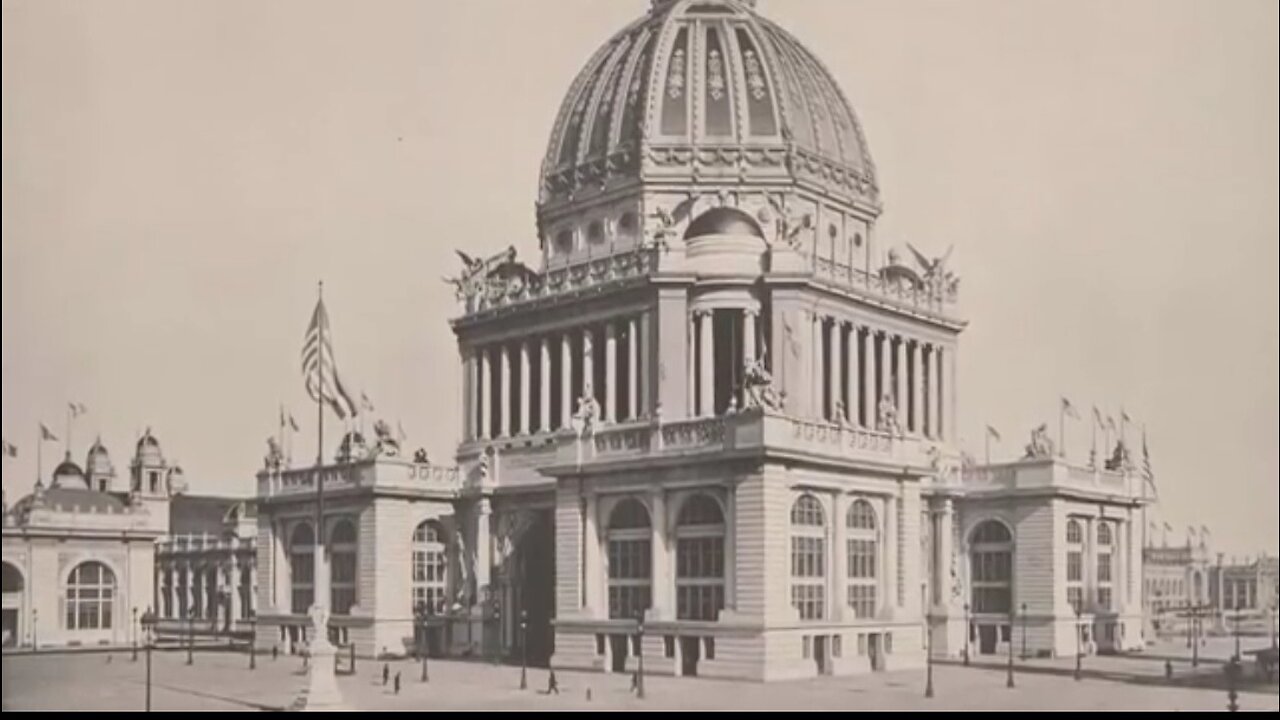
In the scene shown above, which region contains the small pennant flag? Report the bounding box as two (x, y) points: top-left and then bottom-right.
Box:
(986, 425), (1002, 441)
(1, 440), (16, 458)
(1061, 397), (1080, 420)
(288, 413), (300, 433)
(69, 402), (88, 418)
(360, 392), (376, 414)
(39, 424), (58, 442)
(1093, 406), (1105, 428)
(396, 421), (407, 444)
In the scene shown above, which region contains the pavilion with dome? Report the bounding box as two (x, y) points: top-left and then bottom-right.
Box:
(249, 0), (1152, 681)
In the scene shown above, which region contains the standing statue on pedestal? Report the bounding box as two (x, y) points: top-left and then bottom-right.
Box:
(264, 437), (284, 471)
(876, 393), (902, 436)
(743, 358), (783, 411)
(1024, 423), (1056, 459)
(573, 386), (603, 437)
(371, 419), (401, 458)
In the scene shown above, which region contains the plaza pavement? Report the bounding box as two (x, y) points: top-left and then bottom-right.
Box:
(2, 637), (1276, 712)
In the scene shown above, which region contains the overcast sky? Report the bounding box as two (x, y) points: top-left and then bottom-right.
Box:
(2, 0), (1276, 558)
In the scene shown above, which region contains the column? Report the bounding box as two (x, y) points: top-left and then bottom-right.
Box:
(688, 313), (698, 417)
(938, 499), (954, 610)
(584, 494), (602, 613)
(462, 349), (474, 442)
(476, 498), (493, 600)
(812, 312), (824, 416)
(582, 328), (595, 402)
(911, 341), (925, 436)
(628, 317), (640, 420)
(605, 322), (618, 423)
(698, 310), (715, 417)
(500, 345), (513, 437)
(884, 495), (898, 615)
(878, 330), (891, 421)
(826, 318), (840, 421)
(228, 553), (241, 626)
(1084, 517), (1096, 607)
(860, 327), (875, 429)
(895, 336), (908, 423)
(946, 345), (959, 445)
(724, 486), (737, 611)
(560, 334), (573, 428)
(921, 346), (934, 439)
(539, 338), (552, 432)
(847, 323), (859, 425)
(934, 345), (946, 441)
(479, 348), (492, 439)
(519, 341), (532, 435)
(743, 309), (757, 370)
(650, 489), (671, 619)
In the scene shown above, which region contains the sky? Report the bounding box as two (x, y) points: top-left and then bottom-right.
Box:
(2, 0), (1276, 558)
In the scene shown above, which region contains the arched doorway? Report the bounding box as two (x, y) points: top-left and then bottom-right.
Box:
(969, 520), (1013, 656)
(2, 562), (24, 648)
(516, 510), (555, 667)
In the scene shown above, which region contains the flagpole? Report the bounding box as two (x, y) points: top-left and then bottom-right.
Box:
(1059, 403), (1065, 458)
(36, 425), (42, 487)
(985, 432), (991, 466)
(65, 405), (72, 459)
(1090, 413), (1097, 469)
(315, 282), (327, 621)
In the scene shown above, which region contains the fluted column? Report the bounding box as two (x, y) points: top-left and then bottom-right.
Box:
(833, 492), (849, 618)
(934, 346), (946, 441)
(883, 496), (898, 616)
(911, 341), (925, 436)
(650, 488), (671, 619)
(698, 310), (715, 416)
(584, 493), (602, 615)
(937, 499), (954, 609)
(688, 313), (698, 417)
(539, 337), (552, 432)
(479, 347), (492, 440)
(895, 336), (908, 424)
(462, 349), (474, 442)
(628, 317), (640, 420)
(582, 328), (595, 403)
(860, 327), (875, 429)
(921, 347), (934, 439)
(847, 323), (859, 425)
(826, 318), (840, 421)
(605, 322), (618, 423)
(519, 340), (532, 435)
(560, 334), (573, 428)
(812, 312), (824, 416)
(500, 345), (513, 437)
(229, 554), (241, 626)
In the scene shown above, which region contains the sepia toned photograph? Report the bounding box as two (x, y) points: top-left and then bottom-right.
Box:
(2, 0), (1277, 712)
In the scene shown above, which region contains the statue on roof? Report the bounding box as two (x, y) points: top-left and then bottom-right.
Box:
(743, 358), (782, 411)
(264, 437), (284, 471)
(1024, 423), (1056, 459)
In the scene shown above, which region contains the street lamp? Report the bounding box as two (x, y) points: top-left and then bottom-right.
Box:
(1191, 605), (1200, 668)
(414, 602), (430, 683)
(635, 611), (646, 700)
(519, 610), (529, 690)
(924, 612), (935, 699)
(1225, 656), (1241, 713)
(1271, 601), (1277, 650)
(962, 603), (970, 666)
(186, 610), (194, 666)
(1006, 605), (1015, 689)
(491, 596), (502, 666)
(1020, 602), (1028, 660)
(132, 607), (139, 662)
(249, 617), (257, 670)
(1232, 601), (1242, 662)
(31, 608), (37, 652)
(1073, 599), (1083, 682)
(140, 607), (157, 712)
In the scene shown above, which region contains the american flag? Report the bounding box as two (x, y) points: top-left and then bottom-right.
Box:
(301, 296), (358, 419)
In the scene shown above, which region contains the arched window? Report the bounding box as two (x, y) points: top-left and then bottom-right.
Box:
(587, 220), (605, 245)
(554, 230), (574, 256)
(3, 562), (24, 593)
(65, 561), (115, 631)
(290, 523), (315, 614)
(412, 521), (448, 614)
(846, 499), (878, 619)
(790, 494), (826, 620)
(970, 520), (1012, 614)
(675, 494), (725, 621)
(1066, 519), (1084, 609)
(607, 498), (652, 620)
(330, 520), (358, 615)
(1096, 522), (1114, 609)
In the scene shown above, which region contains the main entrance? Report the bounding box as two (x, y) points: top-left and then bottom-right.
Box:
(511, 510), (555, 667)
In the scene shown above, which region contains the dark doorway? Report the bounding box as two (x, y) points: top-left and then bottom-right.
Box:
(813, 635), (828, 675)
(680, 636), (701, 677)
(2, 609), (17, 647)
(979, 624), (998, 655)
(868, 633), (882, 672)
(516, 510), (556, 667)
(610, 634), (629, 673)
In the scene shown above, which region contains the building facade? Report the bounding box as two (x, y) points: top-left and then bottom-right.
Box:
(2, 432), (176, 649)
(248, 0), (1151, 680)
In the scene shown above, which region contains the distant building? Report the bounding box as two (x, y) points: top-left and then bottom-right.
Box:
(2, 431), (176, 649)
(154, 495), (258, 641)
(1210, 554), (1279, 630)
(1142, 540), (1213, 636)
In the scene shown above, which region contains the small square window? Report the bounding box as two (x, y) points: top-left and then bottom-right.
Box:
(596, 634), (605, 656)
(885, 633), (894, 655)
(802, 635), (812, 659)
(832, 635), (843, 658)
(858, 633), (867, 656)
(664, 636), (675, 659)
(704, 637), (716, 660)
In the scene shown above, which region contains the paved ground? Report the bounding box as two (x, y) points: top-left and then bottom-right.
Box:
(2, 637), (1276, 712)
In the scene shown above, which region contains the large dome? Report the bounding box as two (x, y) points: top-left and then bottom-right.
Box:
(539, 0), (878, 212)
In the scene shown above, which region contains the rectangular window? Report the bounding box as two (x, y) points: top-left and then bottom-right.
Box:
(1067, 552), (1082, 583)
(1098, 588), (1113, 610)
(704, 637), (716, 660)
(802, 635), (812, 659)
(1097, 554), (1112, 583)
(596, 634), (606, 656)
(832, 635), (843, 658)
(1067, 587), (1083, 610)
(885, 633), (894, 654)
(664, 636), (675, 659)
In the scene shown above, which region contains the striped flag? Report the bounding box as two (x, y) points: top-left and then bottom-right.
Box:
(986, 425), (1001, 441)
(301, 296), (358, 419)
(1061, 397), (1080, 420)
(1092, 406), (1105, 428)
(1, 439), (16, 458)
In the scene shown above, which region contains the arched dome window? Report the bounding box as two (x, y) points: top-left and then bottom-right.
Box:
(607, 498), (651, 619)
(412, 521), (448, 614)
(790, 494), (826, 620)
(970, 520), (1013, 615)
(675, 494), (725, 621)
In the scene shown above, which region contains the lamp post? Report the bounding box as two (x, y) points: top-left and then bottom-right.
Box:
(31, 608), (37, 652)
(491, 596), (502, 666)
(1191, 605), (1200, 668)
(140, 607), (156, 712)
(924, 612), (934, 699)
(132, 607), (139, 662)
(1074, 600), (1083, 682)
(249, 617), (257, 670)
(1270, 601), (1277, 649)
(635, 611), (646, 700)
(1006, 605), (1015, 689)
(519, 610), (528, 690)
(1225, 656), (1241, 713)
(415, 602), (430, 683)
(1232, 601), (1242, 662)
(962, 603), (970, 666)
(186, 610), (194, 666)
(1020, 602), (1028, 660)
